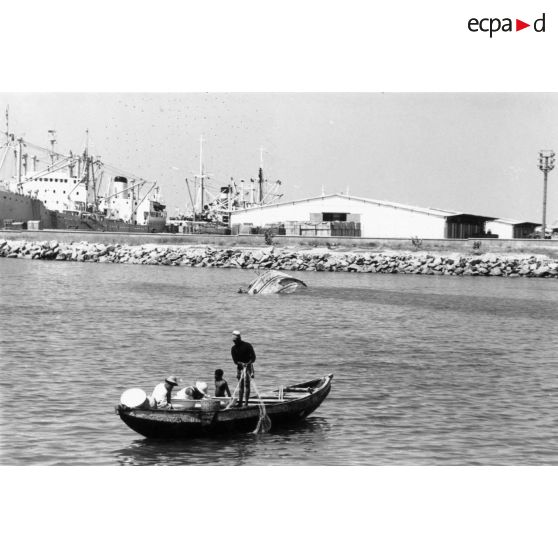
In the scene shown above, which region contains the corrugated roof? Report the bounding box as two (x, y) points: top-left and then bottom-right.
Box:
(494, 218), (541, 226)
(447, 213), (497, 222)
(231, 193), (457, 219)
(493, 217), (520, 225)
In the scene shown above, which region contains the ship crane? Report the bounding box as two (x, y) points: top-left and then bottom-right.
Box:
(0, 116), (168, 232)
(180, 142), (283, 225)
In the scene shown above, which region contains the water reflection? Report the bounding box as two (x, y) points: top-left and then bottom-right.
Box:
(114, 417), (332, 466)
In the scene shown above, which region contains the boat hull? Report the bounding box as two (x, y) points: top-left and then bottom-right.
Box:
(117, 375), (333, 439)
(247, 270), (307, 295)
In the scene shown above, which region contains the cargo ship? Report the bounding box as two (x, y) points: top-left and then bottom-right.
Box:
(0, 113), (166, 232)
(166, 137), (283, 234)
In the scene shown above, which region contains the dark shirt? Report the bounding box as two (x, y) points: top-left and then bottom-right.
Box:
(215, 379), (231, 397)
(231, 340), (256, 366)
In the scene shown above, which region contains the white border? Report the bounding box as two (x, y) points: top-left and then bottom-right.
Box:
(2, 1), (558, 556)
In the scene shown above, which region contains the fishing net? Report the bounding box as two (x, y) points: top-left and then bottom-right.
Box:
(251, 377), (272, 434)
(224, 366), (272, 434)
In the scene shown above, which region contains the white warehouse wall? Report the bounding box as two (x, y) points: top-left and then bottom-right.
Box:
(489, 220), (514, 239)
(231, 195), (449, 238)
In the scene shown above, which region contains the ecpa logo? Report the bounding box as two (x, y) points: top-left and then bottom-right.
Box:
(468, 13), (546, 37)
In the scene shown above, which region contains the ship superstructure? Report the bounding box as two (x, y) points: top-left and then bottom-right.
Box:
(0, 110), (166, 232)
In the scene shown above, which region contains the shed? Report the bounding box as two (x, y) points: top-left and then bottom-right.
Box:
(491, 219), (541, 239)
(444, 214), (496, 239)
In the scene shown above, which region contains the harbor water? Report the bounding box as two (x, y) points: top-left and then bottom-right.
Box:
(1, 257), (558, 465)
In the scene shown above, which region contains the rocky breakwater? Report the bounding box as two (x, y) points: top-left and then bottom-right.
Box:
(1, 239), (558, 278)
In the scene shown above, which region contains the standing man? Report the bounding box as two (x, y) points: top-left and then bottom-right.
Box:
(231, 330), (256, 407)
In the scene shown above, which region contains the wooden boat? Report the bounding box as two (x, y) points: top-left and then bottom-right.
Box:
(116, 374), (333, 439)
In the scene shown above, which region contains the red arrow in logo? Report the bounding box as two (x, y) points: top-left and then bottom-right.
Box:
(516, 19), (530, 31)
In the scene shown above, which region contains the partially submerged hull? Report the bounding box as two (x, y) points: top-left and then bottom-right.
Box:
(247, 270), (307, 294)
(117, 375), (333, 439)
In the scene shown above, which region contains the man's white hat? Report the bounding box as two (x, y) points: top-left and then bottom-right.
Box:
(195, 381), (208, 394)
(232, 330), (241, 336)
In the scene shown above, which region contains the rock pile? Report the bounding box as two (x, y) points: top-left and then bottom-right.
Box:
(1, 238), (558, 278)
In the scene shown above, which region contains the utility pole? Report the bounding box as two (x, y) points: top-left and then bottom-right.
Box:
(200, 135), (204, 214)
(538, 150), (555, 239)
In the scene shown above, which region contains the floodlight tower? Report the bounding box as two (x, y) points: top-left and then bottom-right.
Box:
(538, 149), (555, 239)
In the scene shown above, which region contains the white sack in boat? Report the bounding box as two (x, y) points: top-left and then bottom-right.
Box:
(120, 388), (150, 409)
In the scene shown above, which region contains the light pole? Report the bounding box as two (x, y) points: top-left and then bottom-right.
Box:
(538, 150), (555, 239)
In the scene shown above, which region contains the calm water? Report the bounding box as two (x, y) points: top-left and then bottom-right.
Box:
(1, 256), (558, 465)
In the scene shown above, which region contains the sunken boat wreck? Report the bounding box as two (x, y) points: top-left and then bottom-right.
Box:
(117, 375), (333, 439)
(245, 270), (307, 294)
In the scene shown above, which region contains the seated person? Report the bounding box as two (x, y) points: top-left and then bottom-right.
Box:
(150, 376), (179, 408)
(175, 381), (209, 400)
(214, 369), (231, 397)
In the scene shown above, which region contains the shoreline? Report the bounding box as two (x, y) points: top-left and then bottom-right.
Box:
(2, 238), (558, 278)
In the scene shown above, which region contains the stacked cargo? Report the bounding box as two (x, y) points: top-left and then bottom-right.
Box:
(233, 220), (361, 237)
(2, 219), (25, 230)
(179, 222), (231, 235)
(284, 221), (301, 236)
(300, 223), (318, 236)
(263, 223), (286, 236)
(330, 221), (361, 237)
(298, 221), (361, 237)
(238, 224), (253, 235)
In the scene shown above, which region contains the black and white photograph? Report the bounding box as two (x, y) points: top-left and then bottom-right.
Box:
(1, 92), (558, 467)
(1, 1), (558, 557)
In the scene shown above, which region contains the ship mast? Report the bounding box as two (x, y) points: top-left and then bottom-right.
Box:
(0, 106), (11, 173)
(48, 130), (57, 165)
(82, 129), (93, 209)
(258, 147), (265, 204)
(197, 135), (206, 217)
(4, 105), (9, 146)
(16, 137), (23, 188)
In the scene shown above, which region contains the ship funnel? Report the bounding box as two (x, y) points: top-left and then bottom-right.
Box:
(113, 176), (129, 199)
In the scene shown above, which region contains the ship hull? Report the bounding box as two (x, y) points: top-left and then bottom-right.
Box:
(1, 188), (166, 233)
(0, 189), (52, 228)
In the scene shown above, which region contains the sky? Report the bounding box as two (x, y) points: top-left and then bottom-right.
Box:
(1, 92), (558, 222)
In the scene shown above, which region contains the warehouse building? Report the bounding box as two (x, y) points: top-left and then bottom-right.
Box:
(490, 218), (541, 239)
(230, 193), (500, 239)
